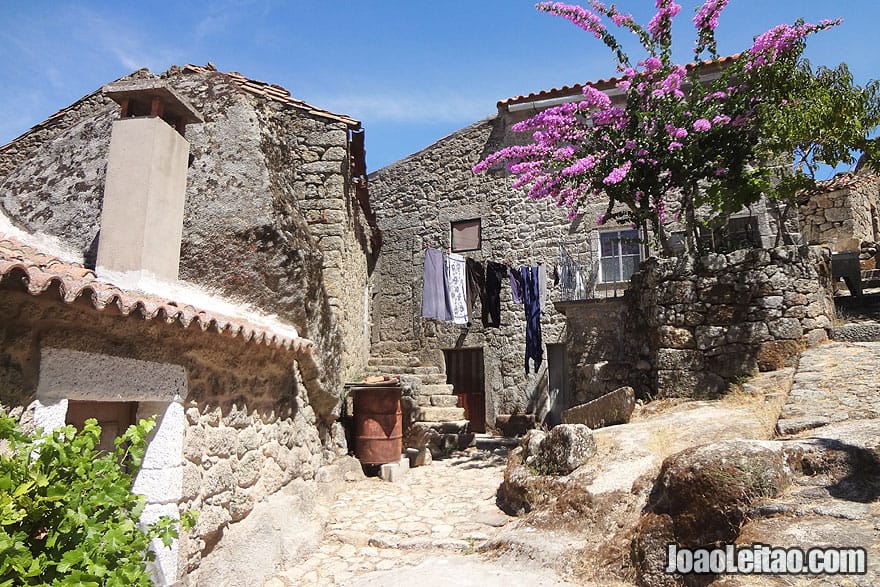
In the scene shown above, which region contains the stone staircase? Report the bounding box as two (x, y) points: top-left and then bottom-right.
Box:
(365, 356), (473, 455)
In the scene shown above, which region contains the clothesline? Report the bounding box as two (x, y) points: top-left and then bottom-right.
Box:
(421, 240), (553, 274)
(420, 246), (546, 374)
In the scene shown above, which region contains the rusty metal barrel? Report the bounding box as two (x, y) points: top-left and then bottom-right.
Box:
(352, 382), (402, 465)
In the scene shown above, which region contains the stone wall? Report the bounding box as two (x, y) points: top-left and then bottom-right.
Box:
(0, 65), (373, 416)
(798, 175), (880, 251)
(0, 288), (343, 580)
(554, 298), (645, 404)
(627, 245), (834, 398)
(368, 115), (605, 424)
(557, 246), (835, 402)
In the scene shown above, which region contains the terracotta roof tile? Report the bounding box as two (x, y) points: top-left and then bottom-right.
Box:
(497, 54), (740, 109)
(184, 64), (360, 128)
(0, 234), (314, 355)
(801, 171), (880, 198)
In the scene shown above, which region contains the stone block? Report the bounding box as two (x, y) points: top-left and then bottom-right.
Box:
(655, 349), (703, 371)
(704, 348), (758, 380)
(236, 450), (264, 488)
(695, 325), (726, 350)
(183, 426), (206, 463)
(768, 317), (803, 340)
(725, 321), (770, 344)
(561, 386), (635, 429)
(379, 457), (409, 483)
(194, 504), (231, 541)
(405, 446), (432, 467)
(658, 326), (695, 349)
(656, 370), (727, 398)
(206, 426), (238, 458)
(181, 461), (202, 501)
(133, 466), (184, 504)
(757, 340), (802, 371)
(202, 460), (234, 498)
(37, 347), (186, 402)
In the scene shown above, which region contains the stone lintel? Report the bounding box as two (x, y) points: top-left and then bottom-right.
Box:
(37, 347), (187, 402)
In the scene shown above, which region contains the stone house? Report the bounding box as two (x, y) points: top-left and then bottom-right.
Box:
(798, 170), (880, 253)
(0, 65), (376, 583)
(367, 57), (832, 429)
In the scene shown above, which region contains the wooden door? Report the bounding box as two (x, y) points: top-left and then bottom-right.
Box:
(546, 343), (569, 427)
(444, 348), (485, 433)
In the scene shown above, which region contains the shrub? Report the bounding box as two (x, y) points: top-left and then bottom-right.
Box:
(0, 414), (194, 586)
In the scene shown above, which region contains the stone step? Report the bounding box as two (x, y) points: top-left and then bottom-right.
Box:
(414, 407), (466, 422)
(370, 341), (421, 355)
(861, 269), (880, 288)
(367, 356), (420, 367)
(409, 420), (470, 434)
(830, 323), (880, 342)
(417, 373), (448, 385)
(419, 384), (455, 396)
(365, 365), (442, 376)
(430, 394), (461, 408)
(415, 394), (460, 408)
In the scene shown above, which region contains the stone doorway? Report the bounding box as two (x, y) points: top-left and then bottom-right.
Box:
(444, 348), (485, 433)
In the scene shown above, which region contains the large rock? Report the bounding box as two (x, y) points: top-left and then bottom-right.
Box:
(630, 440), (792, 585)
(523, 424), (596, 476)
(561, 386), (635, 429)
(497, 425), (598, 514)
(645, 440), (791, 547)
(497, 446), (593, 516)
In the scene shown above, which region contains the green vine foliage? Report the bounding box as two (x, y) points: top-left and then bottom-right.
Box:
(0, 414), (196, 586)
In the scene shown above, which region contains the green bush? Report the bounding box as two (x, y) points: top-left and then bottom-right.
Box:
(0, 414), (195, 586)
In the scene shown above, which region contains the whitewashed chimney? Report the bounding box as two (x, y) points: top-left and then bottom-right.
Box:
(97, 80), (202, 283)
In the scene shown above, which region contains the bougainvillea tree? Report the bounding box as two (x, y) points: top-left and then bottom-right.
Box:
(473, 0), (880, 255)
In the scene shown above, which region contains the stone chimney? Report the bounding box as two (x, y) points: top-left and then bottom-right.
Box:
(97, 80), (203, 283)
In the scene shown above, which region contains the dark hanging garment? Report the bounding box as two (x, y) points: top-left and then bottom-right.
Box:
(522, 265), (543, 374)
(483, 261), (507, 327)
(465, 257), (486, 324)
(421, 247), (452, 321)
(509, 266), (525, 304)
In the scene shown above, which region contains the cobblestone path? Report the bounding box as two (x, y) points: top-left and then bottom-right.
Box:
(776, 341), (880, 436)
(268, 447), (515, 586)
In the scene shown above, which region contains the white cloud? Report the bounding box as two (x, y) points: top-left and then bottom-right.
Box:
(314, 92), (495, 124)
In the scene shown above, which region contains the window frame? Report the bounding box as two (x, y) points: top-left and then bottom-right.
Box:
(597, 228), (643, 284)
(450, 218), (482, 253)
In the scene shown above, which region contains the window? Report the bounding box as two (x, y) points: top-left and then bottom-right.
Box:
(451, 218), (481, 252)
(598, 229), (642, 283)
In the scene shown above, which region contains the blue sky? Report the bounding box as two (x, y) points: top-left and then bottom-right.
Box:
(1, 1), (878, 172)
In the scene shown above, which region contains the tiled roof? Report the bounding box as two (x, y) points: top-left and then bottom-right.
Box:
(183, 64), (360, 128)
(0, 88), (103, 154)
(497, 54), (740, 109)
(801, 171), (880, 198)
(0, 233), (314, 354)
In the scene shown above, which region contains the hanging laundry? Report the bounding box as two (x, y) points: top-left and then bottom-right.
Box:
(483, 261), (507, 327)
(465, 257), (486, 325)
(508, 266), (525, 304)
(537, 262), (548, 312)
(522, 265), (543, 374)
(445, 252), (469, 325)
(421, 247), (452, 321)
